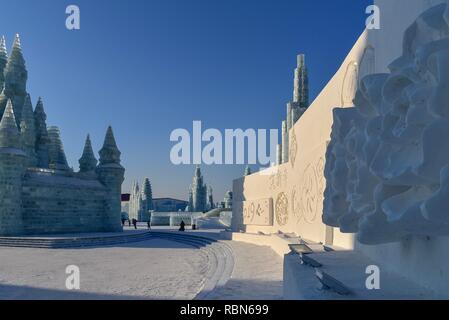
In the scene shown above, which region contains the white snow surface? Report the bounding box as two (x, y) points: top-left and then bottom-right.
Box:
(0, 231), (283, 300)
(0, 238), (207, 300)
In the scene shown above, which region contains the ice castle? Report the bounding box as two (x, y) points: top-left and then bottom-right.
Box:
(0, 35), (125, 236)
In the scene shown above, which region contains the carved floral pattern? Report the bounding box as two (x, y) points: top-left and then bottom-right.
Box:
(291, 157), (326, 224)
(275, 192), (288, 226)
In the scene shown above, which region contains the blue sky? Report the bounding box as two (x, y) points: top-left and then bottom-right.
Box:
(0, 0), (371, 201)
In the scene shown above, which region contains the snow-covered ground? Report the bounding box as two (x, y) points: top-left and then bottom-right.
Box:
(0, 238), (208, 300)
(0, 231), (283, 300)
(207, 241), (283, 300)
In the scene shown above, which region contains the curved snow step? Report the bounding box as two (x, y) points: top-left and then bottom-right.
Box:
(0, 232), (155, 249)
(0, 231), (218, 249)
(146, 231), (235, 300)
(194, 241), (234, 300)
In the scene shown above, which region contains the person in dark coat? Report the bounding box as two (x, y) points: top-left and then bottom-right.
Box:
(147, 221), (151, 230)
(132, 218), (138, 229)
(179, 220), (185, 232)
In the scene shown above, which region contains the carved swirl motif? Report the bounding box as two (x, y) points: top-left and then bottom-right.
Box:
(291, 186), (302, 222)
(256, 204), (263, 217)
(316, 157), (326, 193)
(291, 157), (326, 224)
(341, 61), (359, 107)
(275, 192), (289, 226)
(300, 163), (319, 223)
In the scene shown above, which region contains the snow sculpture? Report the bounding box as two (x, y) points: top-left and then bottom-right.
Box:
(323, 2), (449, 244)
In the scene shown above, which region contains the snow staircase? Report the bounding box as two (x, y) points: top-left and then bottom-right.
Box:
(0, 231), (217, 249)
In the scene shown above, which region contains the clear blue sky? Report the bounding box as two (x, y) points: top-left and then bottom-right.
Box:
(0, 0), (371, 201)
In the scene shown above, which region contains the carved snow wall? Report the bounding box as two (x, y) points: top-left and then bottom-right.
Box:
(323, 3), (449, 245)
(232, 31), (369, 247)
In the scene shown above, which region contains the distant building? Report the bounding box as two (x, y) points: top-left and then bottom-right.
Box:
(207, 186), (215, 211)
(224, 191), (233, 209)
(187, 166), (208, 212)
(153, 198), (188, 212)
(122, 194), (188, 213)
(127, 178), (153, 222)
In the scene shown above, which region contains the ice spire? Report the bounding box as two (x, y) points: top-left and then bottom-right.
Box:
(48, 126), (70, 171)
(99, 126), (122, 165)
(34, 97), (50, 168)
(79, 134), (98, 173)
(244, 165), (252, 176)
(207, 186), (214, 210)
(0, 100), (22, 149)
(0, 36), (7, 58)
(20, 94), (37, 163)
(0, 85), (7, 117)
(190, 166), (207, 212)
(132, 181), (140, 195)
(187, 188), (194, 212)
(0, 36), (8, 89)
(5, 34), (26, 71)
(142, 178), (154, 211)
(4, 34), (28, 124)
(13, 34), (21, 49)
(293, 54), (309, 110)
(195, 165), (201, 177)
(129, 180), (143, 221)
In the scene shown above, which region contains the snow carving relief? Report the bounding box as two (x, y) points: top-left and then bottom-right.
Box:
(289, 127), (298, 168)
(269, 167), (288, 191)
(358, 46), (375, 84)
(341, 61), (359, 107)
(293, 158), (326, 225)
(275, 192), (289, 226)
(243, 198), (273, 226)
(323, 3), (449, 244)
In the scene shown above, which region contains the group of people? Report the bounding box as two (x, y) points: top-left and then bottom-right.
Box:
(121, 218), (152, 230)
(121, 217), (191, 232)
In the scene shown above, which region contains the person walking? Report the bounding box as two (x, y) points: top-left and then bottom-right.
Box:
(179, 220), (185, 232)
